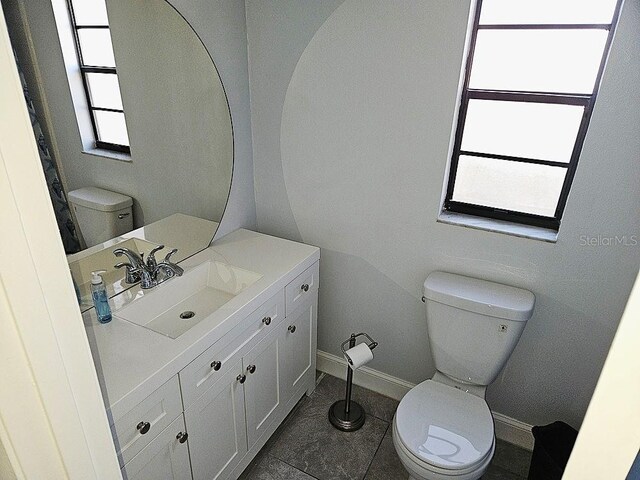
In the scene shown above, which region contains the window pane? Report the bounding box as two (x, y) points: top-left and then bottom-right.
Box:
(70, 0), (109, 26)
(77, 29), (116, 67)
(94, 110), (129, 146)
(469, 29), (608, 94)
(452, 155), (566, 217)
(480, 0), (618, 25)
(85, 73), (123, 110)
(461, 100), (584, 162)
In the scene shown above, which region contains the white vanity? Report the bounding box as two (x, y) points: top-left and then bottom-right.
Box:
(83, 228), (319, 480)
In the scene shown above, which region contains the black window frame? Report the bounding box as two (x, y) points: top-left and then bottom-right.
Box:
(444, 0), (623, 231)
(66, 0), (130, 154)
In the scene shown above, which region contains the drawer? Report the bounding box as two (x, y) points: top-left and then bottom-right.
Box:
(285, 262), (319, 315)
(180, 289), (285, 408)
(121, 414), (191, 480)
(112, 375), (182, 467)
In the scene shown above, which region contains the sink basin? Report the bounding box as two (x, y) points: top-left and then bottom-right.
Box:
(114, 261), (263, 338)
(68, 237), (170, 308)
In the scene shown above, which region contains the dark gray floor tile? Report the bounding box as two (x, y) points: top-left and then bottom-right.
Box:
(240, 453), (317, 480)
(364, 428), (409, 480)
(264, 391), (388, 480)
(314, 374), (399, 423)
(491, 440), (532, 478)
(482, 462), (526, 480)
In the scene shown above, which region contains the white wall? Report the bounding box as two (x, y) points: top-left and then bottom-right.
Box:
(247, 0), (640, 428)
(2, 0), (256, 241)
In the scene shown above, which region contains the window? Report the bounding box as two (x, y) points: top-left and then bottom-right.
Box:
(444, 0), (622, 230)
(66, 0), (130, 153)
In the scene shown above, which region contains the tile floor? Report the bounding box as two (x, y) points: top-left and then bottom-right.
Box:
(240, 373), (532, 480)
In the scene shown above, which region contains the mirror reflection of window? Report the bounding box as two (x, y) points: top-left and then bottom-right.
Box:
(67, 0), (130, 153)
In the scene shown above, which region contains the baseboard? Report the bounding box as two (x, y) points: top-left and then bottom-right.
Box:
(316, 350), (415, 401)
(316, 350), (534, 451)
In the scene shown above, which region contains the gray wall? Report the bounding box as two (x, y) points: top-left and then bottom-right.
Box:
(246, 0), (640, 428)
(3, 0), (256, 242)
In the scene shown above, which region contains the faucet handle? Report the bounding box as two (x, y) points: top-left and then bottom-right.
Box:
(163, 248), (178, 263)
(157, 249), (183, 278)
(146, 245), (165, 270)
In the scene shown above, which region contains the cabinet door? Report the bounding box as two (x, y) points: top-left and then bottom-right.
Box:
(282, 295), (317, 400)
(185, 362), (247, 480)
(122, 415), (191, 480)
(243, 323), (285, 449)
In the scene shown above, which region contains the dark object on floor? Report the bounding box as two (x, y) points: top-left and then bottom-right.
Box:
(528, 421), (578, 480)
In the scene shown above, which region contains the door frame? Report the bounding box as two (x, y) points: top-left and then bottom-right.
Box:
(0, 7), (121, 479)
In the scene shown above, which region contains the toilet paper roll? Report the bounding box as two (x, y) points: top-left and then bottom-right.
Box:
(344, 343), (374, 370)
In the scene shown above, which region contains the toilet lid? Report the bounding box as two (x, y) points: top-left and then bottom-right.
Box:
(395, 380), (494, 471)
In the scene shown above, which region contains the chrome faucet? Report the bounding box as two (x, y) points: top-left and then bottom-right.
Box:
(114, 245), (183, 289)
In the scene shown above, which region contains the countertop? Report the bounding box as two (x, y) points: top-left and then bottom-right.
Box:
(83, 228), (320, 423)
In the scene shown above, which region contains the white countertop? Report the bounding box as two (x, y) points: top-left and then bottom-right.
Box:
(83, 228), (320, 423)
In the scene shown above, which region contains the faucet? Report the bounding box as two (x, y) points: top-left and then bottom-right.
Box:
(114, 245), (183, 289)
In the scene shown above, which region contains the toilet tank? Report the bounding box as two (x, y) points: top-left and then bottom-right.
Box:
(68, 187), (133, 247)
(424, 272), (535, 387)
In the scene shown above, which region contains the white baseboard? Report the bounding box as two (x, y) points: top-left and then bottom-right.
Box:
(316, 350), (534, 451)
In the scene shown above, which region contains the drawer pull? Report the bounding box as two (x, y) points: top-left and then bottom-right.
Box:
(176, 432), (189, 444)
(136, 421), (151, 435)
(288, 325), (296, 333)
(237, 374), (247, 384)
(262, 316), (272, 326)
(246, 364), (256, 374)
(210, 360), (222, 371)
(301, 283), (310, 292)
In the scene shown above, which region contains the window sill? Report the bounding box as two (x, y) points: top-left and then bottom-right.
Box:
(437, 211), (558, 243)
(82, 148), (132, 163)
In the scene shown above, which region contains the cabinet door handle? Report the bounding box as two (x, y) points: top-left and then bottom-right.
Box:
(262, 316), (271, 326)
(237, 374), (246, 384)
(136, 421), (151, 435)
(210, 360), (222, 371)
(301, 283), (309, 292)
(176, 432), (188, 444)
(246, 364), (256, 374)
(288, 325), (296, 333)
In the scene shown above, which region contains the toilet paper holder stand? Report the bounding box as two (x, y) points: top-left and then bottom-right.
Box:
(329, 333), (378, 432)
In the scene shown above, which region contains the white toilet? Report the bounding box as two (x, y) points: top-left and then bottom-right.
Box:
(393, 271), (535, 480)
(68, 187), (134, 247)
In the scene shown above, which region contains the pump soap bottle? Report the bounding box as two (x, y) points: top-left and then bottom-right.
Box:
(91, 270), (112, 324)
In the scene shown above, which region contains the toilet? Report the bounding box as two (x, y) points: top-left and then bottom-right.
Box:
(393, 272), (535, 480)
(68, 187), (134, 248)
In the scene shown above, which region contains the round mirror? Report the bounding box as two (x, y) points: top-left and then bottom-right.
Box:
(33, 0), (234, 309)
(106, 0), (233, 229)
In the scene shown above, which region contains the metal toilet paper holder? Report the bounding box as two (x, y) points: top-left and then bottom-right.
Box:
(329, 332), (378, 432)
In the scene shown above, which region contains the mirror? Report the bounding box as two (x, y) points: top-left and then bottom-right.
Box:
(4, 0), (233, 311)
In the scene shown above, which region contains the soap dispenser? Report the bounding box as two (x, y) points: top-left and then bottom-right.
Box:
(91, 270), (112, 324)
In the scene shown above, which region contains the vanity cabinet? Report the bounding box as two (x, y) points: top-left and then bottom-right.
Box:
(117, 260), (319, 480)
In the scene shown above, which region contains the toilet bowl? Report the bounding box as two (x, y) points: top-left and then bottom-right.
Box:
(392, 272), (535, 480)
(393, 380), (495, 480)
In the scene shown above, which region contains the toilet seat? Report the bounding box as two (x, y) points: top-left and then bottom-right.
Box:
(394, 380), (494, 476)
